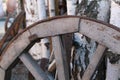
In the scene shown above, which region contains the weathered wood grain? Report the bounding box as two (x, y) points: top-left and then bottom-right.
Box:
(0, 31), (31, 70)
(0, 16), (119, 72)
(52, 36), (70, 80)
(82, 44), (106, 80)
(29, 17), (79, 38)
(19, 53), (49, 80)
(0, 17), (79, 70)
(79, 19), (120, 54)
(0, 68), (5, 80)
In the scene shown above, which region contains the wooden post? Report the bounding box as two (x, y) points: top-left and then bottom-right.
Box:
(37, 0), (50, 70)
(66, 0), (78, 77)
(82, 44), (106, 80)
(19, 53), (49, 80)
(52, 36), (70, 80)
(0, 68), (5, 80)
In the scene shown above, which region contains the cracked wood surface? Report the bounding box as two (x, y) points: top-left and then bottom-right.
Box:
(0, 16), (119, 73)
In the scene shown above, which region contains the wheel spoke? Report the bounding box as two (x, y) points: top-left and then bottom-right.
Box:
(52, 36), (69, 80)
(82, 44), (106, 80)
(19, 53), (49, 80)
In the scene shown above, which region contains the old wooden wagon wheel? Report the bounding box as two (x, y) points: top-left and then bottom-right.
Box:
(0, 16), (120, 80)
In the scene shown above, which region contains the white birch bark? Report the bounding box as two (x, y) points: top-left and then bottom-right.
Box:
(74, 1), (91, 74)
(97, 0), (110, 23)
(76, 0), (97, 68)
(37, 0), (50, 59)
(47, 1), (57, 80)
(29, 43), (42, 60)
(66, 0), (83, 79)
(25, 0), (50, 60)
(79, 0), (110, 79)
(40, 39), (50, 59)
(73, 0), (111, 79)
(95, 0), (110, 79)
(37, 0), (47, 20)
(66, 0), (77, 15)
(106, 1), (120, 80)
(48, 0), (55, 17)
(11, 0), (50, 79)
(106, 59), (120, 80)
(110, 0), (120, 28)
(79, 0), (82, 4)
(24, 0), (41, 60)
(24, 0), (38, 26)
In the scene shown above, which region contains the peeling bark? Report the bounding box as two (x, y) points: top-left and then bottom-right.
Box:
(74, 0), (110, 80)
(24, 0), (38, 26)
(106, 1), (120, 80)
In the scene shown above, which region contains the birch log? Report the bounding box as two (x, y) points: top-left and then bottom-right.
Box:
(25, 0), (50, 61)
(37, 0), (50, 72)
(48, 0), (56, 73)
(48, 0), (55, 17)
(24, 0), (38, 26)
(75, 0), (110, 79)
(26, 0), (42, 61)
(95, 0), (110, 79)
(11, 0), (50, 79)
(106, 58), (120, 80)
(66, 0), (77, 15)
(106, 1), (120, 80)
(66, 0), (80, 79)
(48, 0), (70, 79)
(97, 0), (110, 23)
(37, 0), (47, 20)
(37, 0), (50, 60)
